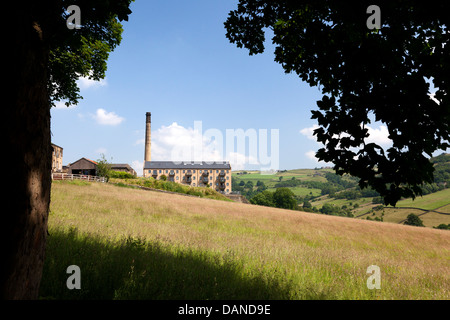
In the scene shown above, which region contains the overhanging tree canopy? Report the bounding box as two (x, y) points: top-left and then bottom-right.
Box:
(224, 0), (450, 206)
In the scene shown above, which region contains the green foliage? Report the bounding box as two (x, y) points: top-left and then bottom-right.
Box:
(225, 1), (450, 206)
(273, 188), (297, 210)
(110, 178), (232, 202)
(302, 200), (312, 209)
(96, 153), (112, 181)
(319, 203), (353, 217)
(404, 214), (425, 227)
(244, 180), (254, 189)
(47, 0), (133, 107)
(250, 190), (275, 207)
(110, 171), (136, 179)
(434, 224), (450, 230)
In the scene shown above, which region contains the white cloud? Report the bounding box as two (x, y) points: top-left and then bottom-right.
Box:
(93, 108), (125, 126)
(299, 124), (320, 140)
(366, 125), (391, 146)
(305, 149), (329, 166)
(228, 151), (259, 171)
(150, 122), (263, 170)
(151, 122), (222, 162)
(301, 123), (391, 146)
(132, 160), (144, 177)
(305, 150), (317, 161)
(134, 138), (145, 146)
(77, 74), (107, 90)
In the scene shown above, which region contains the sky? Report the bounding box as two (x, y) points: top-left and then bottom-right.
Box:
(50, 0), (444, 176)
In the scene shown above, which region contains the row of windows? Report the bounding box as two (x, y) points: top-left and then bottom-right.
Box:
(165, 175), (229, 183)
(189, 183), (230, 192)
(151, 169), (229, 174)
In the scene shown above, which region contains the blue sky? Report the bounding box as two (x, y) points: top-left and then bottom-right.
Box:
(51, 1), (442, 176)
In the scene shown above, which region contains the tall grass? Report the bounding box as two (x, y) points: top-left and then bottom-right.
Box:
(42, 181), (450, 299)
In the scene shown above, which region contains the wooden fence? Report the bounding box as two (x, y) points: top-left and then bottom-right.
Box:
(51, 172), (106, 183)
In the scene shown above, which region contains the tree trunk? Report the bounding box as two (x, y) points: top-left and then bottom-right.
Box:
(2, 10), (51, 299)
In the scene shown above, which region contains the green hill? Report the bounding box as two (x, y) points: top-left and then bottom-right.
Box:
(232, 154), (450, 228)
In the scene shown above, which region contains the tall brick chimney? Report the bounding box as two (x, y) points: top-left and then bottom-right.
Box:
(144, 112), (151, 162)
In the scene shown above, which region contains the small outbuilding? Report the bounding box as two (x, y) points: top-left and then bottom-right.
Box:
(67, 158), (98, 176)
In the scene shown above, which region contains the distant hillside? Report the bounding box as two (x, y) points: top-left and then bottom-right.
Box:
(232, 154), (450, 228)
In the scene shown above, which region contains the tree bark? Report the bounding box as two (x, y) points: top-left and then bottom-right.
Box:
(2, 10), (51, 299)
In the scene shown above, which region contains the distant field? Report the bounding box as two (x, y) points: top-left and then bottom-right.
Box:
(41, 181), (450, 300)
(290, 186), (322, 197)
(235, 170), (450, 229)
(440, 204), (450, 214)
(390, 188), (450, 210)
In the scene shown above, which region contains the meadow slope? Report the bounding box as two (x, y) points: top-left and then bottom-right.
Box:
(41, 181), (450, 299)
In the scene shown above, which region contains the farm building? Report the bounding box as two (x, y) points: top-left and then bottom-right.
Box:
(51, 143), (63, 173)
(67, 158), (98, 176)
(67, 158), (137, 177)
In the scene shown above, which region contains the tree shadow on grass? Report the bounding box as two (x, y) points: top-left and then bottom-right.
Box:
(39, 228), (294, 300)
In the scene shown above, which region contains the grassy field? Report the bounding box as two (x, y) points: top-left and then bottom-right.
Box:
(389, 188), (450, 211)
(233, 169), (327, 196)
(41, 180), (450, 300)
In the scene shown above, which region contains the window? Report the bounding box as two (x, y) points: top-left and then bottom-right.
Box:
(193, 176), (196, 180)
(193, 170), (196, 173)
(176, 170), (179, 173)
(227, 183), (229, 186)
(176, 176), (179, 180)
(165, 170), (168, 173)
(199, 170), (202, 173)
(216, 170), (219, 173)
(159, 170), (162, 173)
(227, 176), (229, 180)
(226, 189), (229, 192)
(210, 176), (212, 180)
(193, 183), (196, 186)
(183, 170), (185, 173)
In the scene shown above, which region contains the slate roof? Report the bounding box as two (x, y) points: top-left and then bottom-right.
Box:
(144, 161), (231, 170)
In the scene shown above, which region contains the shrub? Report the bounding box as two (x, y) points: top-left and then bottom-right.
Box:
(250, 190), (275, 207)
(273, 188), (297, 210)
(404, 214), (424, 227)
(110, 171), (136, 179)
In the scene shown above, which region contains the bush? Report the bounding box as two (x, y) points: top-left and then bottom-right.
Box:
(404, 214), (424, 227)
(273, 188), (297, 210)
(250, 191), (275, 207)
(110, 171), (136, 179)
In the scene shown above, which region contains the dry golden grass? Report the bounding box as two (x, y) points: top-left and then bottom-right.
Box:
(48, 181), (450, 299)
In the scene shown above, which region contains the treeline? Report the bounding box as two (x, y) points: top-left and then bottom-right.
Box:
(431, 153), (450, 185)
(249, 188), (297, 210)
(274, 172), (358, 197)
